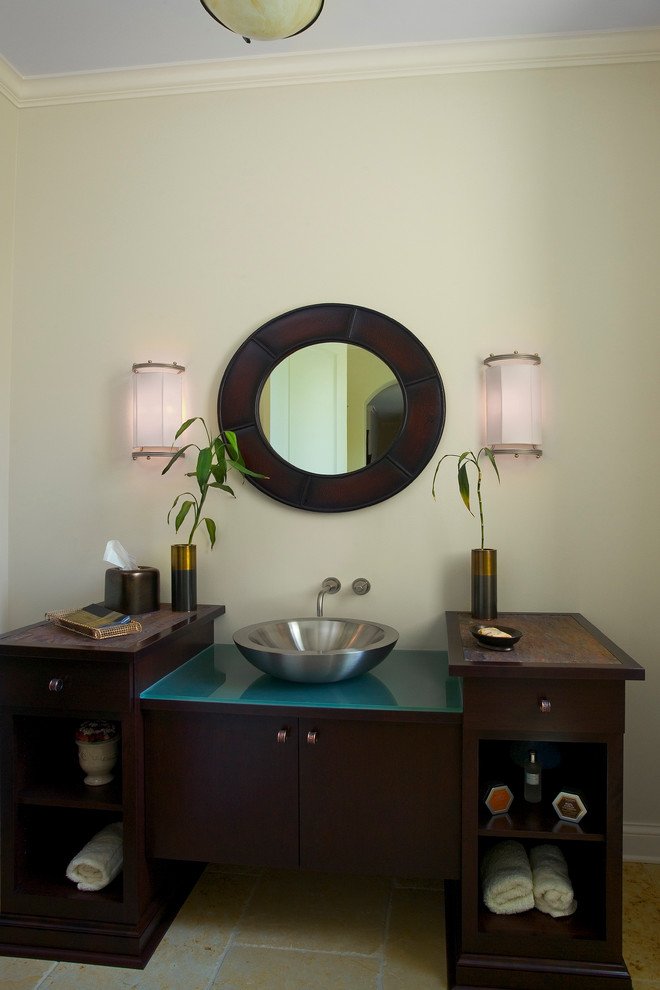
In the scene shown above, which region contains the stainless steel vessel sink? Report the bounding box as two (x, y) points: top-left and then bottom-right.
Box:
(233, 617), (399, 683)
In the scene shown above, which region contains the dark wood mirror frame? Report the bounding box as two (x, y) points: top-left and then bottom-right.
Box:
(217, 303), (446, 512)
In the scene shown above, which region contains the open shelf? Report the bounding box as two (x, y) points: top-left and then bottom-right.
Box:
(1, 803), (126, 924)
(14, 714), (123, 805)
(16, 863), (124, 905)
(479, 900), (604, 941)
(478, 739), (606, 837)
(18, 778), (122, 811)
(477, 837), (606, 941)
(478, 807), (605, 840)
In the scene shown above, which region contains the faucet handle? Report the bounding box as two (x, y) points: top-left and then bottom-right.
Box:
(352, 578), (371, 596)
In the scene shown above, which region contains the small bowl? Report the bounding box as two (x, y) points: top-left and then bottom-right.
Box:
(470, 624), (523, 650)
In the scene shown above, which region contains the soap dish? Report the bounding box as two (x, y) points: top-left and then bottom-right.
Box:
(471, 624), (523, 651)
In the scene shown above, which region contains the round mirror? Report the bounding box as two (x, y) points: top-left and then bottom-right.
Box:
(218, 303), (445, 512)
(258, 343), (404, 475)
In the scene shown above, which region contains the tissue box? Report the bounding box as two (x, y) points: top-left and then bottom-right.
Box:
(104, 567), (159, 615)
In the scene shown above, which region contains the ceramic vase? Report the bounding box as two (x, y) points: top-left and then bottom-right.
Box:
(471, 548), (497, 620)
(171, 544), (197, 611)
(76, 736), (120, 786)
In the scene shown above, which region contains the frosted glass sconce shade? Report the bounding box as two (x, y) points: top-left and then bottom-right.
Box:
(200, 0), (324, 41)
(484, 352), (542, 457)
(132, 362), (184, 459)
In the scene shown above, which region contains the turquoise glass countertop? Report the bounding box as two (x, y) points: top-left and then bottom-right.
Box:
(141, 644), (462, 713)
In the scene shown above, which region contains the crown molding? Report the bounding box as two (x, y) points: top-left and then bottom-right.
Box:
(2, 28), (659, 108)
(0, 57), (22, 108)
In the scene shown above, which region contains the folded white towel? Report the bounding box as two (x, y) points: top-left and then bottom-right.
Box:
(481, 840), (534, 915)
(66, 822), (123, 892)
(530, 843), (577, 917)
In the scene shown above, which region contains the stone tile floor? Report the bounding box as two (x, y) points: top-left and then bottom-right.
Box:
(0, 861), (658, 990)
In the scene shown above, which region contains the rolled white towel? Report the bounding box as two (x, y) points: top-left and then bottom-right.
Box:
(481, 840), (534, 915)
(530, 843), (577, 917)
(66, 822), (123, 892)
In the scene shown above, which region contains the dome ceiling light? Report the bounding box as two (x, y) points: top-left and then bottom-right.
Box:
(200, 0), (324, 43)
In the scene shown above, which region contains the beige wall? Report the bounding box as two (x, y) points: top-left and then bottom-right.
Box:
(0, 93), (17, 631)
(6, 62), (660, 834)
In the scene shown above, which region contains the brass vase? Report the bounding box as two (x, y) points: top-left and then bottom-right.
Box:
(171, 544), (197, 612)
(471, 548), (497, 621)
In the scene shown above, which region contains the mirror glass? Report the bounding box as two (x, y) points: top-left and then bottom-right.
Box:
(258, 343), (404, 475)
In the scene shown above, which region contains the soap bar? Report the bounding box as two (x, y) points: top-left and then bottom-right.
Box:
(483, 783), (514, 815)
(552, 790), (588, 823)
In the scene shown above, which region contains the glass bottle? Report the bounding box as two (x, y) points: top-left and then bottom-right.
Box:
(524, 749), (542, 803)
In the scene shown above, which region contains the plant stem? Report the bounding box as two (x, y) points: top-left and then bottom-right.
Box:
(186, 419), (213, 545)
(188, 485), (207, 545)
(476, 466), (485, 549)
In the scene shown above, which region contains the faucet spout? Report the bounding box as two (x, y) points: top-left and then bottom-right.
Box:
(316, 577), (341, 617)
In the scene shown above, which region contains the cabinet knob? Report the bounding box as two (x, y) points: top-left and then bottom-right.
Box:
(48, 677), (64, 693)
(277, 727), (290, 743)
(307, 730), (318, 745)
(539, 697), (551, 713)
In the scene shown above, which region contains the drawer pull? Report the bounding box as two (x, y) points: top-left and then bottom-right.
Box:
(277, 727), (290, 743)
(48, 677), (65, 693)
(307, 730), (318, 745)
(539, 698), (551, 713)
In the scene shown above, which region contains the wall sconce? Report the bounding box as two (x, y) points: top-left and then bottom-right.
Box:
(200, 0), (324, 42)
(132, 362), (185, 460)
(484, 352), (542, 457)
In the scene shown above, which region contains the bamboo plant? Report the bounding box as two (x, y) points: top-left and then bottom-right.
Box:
(162, 417), (264, 549)
(432, 447), (500, 550)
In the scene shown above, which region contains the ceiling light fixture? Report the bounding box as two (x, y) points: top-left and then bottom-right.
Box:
(200, 0), (324, 43)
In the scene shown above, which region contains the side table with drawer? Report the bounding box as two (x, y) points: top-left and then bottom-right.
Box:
(446, 611), (645, 990)
(0, 604), (223, 968)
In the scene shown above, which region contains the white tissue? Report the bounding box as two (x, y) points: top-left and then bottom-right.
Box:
(103, 540), (137, 571)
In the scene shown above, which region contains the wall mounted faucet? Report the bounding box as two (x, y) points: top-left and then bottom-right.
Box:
(317, 577), (341, 617)
(352, 578), (371, 596)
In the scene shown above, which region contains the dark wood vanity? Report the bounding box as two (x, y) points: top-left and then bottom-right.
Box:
(0, 606), (644, 989)
(141, 646), (462, 880)
(447, 610), (644, 990)
(0, 605), (223, 967)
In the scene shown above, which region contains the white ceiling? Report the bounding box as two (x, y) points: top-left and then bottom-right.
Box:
(1, 0), (660, 78)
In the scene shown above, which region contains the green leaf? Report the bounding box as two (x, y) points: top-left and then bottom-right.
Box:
(161, 443), (194, 475)
(482, 446), (501, 483)
(229, 460), (265, 478)
(457, 462), (473, 514)
(174, 417), (201, 440)
(167, 491), (193, 523)
(211, 461), (228, 486)
(196, 447), (212, 488)
(224, 430), (240, 459)
(174, 500), (194, 532)
(431, 453), (453, 499)
(210, 482), (235, 497)
(203, 517), (217, 549)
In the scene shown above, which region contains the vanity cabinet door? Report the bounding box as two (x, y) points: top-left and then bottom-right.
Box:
(298, 716), (461, 878)
(144, 710), (299, 868)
